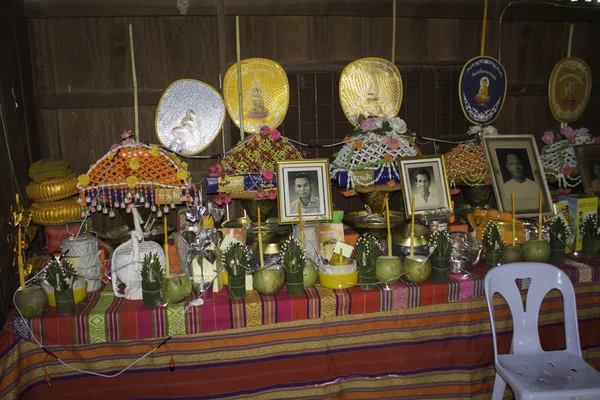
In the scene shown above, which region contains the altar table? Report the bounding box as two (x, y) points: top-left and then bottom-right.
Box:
(1, 255), (600, 399)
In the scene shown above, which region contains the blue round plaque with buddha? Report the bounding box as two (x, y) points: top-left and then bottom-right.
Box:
(459, 56), (507, 125)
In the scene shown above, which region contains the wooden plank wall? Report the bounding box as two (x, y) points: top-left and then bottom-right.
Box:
(24, 0), (600, 225)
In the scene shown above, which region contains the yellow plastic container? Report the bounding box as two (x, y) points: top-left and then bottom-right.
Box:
(47, 282), (88, 307)
(318, 271), (359, 289)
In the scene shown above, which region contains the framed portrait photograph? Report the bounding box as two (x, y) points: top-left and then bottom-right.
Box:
(398, 155), (452, 218)
(575, 144), (600, 198)
(482, 134), (554, 218)
(276, 159), (333, 224)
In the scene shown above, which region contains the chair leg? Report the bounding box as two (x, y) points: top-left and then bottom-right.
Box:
(491, 373), (507, 400)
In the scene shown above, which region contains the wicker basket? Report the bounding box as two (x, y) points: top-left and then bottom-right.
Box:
(26, 174), (78, 203)
(31, 197), (81, 226)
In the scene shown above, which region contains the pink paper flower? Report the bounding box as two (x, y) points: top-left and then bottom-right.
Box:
(563, 165), (573, 175)
(110, 143), (120, 151)
(123, 138), (134, 145)
(381, 137), (400, 150)
(360, 118), (377, 132)
(223, 196), (231, 205)
(267, 192), (277, 200)
(559, 188), (572, 195)
(262, 170), (274, 181)
(594, 137), (600, 145)
(269, 129), (281, 141)
(121, 130), (133, 140)
(450, 188), (461, 195)
(568, 137), (576, 144)
(256, 191), (265, 198)
(215, 198), (223, 206)
(484, 177), (492, 185)
(261, 126), (272, 134)
(541, 130), (554, 145)
(561, 126), (575, 139)
(209, 164), (223, 175)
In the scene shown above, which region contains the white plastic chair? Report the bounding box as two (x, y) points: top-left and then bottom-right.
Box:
(484, 262), (600, 400)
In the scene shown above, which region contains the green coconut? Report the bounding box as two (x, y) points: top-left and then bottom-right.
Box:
(522, 239), (551, 263)
(161, 273), (192, 304)
(404, 255), (432, 283)
(253, 268), (285, 296)
(303, 261), (318, 288)
(502, 245), (524, 264)
(15, 285), (48, 318)
(376, 256), (403, 285)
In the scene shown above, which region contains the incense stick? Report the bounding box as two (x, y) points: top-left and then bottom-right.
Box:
(17, 225), (24, 289)
(410, 196), (415, 258)
(164, 216), (170, 278)
(298, 202), (305, 251)
(538, 191), (543, 241)
(511, 192), (516, 246)
(385, 197), (392, 258)
(257, 206), (264, 267)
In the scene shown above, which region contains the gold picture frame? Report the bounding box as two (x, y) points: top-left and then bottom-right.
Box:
(575, 144), (600, 198)
(482, 134), (554, 218)
(276, 159), (333, 224)
(397, 155), (452, 218)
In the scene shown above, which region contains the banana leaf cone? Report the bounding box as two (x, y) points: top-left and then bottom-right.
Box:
(430, 257), (450, 283)
(358, 263), (378, 291)
(285, 270), (305, 297)
(549, 241), (566, 264)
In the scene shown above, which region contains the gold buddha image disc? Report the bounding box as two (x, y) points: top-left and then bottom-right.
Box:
(548, 57), (592, 123)
(223, 58), (289, 134)
(339, 57), (403, 126)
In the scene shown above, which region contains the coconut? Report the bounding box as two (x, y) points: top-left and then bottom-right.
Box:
(161, 273), (193, 304)
(502, 245), (524, 264)
(15, 285), (48, 318)
(521, 239), (551, 263)
(376, 256), (403, 285)
(404, 255), (432, 283)
(253, 267), (285, 296)
(303, 261), (318, 288)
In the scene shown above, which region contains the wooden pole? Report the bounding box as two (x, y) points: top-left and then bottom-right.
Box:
(128, 24), (139, 142)
(480, 0), (488, 56)
(561, 24), (574, 130)
(391, 0), (396, 63)
(235, 16), (245, 140)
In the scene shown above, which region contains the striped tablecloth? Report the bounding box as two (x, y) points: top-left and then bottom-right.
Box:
(7, 254), (599, 346)
(1, 281), (599, 400)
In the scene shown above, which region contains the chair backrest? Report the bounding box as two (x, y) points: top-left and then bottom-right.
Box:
(484, 262), (581, 359)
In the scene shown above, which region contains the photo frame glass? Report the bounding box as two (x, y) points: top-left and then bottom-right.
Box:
(276, 159), (333, 224)
(482, 135), (554, 218)
(398, 156), (451, 217)
(575, 144), (600, 198)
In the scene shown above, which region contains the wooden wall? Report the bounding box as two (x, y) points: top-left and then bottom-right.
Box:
(24, 0), (600, 225)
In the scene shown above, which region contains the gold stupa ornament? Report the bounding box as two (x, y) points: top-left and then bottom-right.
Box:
(339, 57), (403, 126)
(548, 57), (592, 123)
(223, 58), (289, 134)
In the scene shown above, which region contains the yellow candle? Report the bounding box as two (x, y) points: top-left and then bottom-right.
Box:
(410, 196), (415, 258)
(385, 197), (392, 257)
(164, 216), (170, 278)
(511, 192), (516, 246)
(298, 202), (305, 251)
(538, 191), (543, 241)
(17, 226), (24, 289)
(257, 206), (264, 267)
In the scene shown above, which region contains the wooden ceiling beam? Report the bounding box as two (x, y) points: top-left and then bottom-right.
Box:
(23, 0), (600, 21)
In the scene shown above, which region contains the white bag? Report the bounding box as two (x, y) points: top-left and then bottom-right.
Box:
(111, 208), (165, 300)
